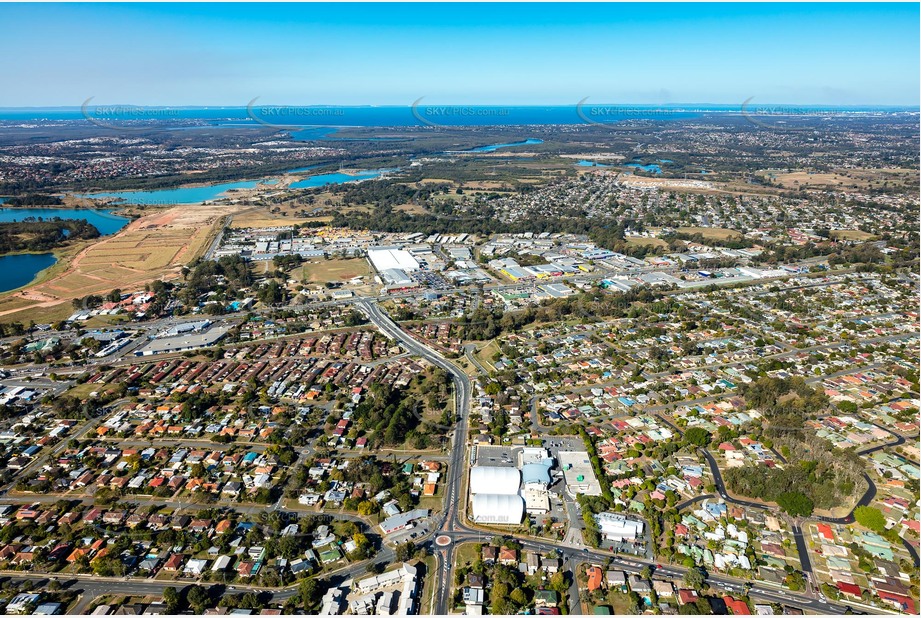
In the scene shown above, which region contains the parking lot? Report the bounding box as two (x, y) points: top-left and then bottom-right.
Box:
(410, 271), (452, 291)
(543, 437), (586, 460)
(386, 516), (434, 546)
(472, 444), (516, 467)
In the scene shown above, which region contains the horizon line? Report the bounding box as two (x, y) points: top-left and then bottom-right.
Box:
(2, 103), (919, 110)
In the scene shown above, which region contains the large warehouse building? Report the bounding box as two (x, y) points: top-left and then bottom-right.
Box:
(367, 247), (420, 273)
(468, 466), (523, 524)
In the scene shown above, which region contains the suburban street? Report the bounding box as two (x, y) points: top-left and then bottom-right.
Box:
(0, 294), (911, 615)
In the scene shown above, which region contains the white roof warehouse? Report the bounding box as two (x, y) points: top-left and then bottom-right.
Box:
(367, 247), (420, 272)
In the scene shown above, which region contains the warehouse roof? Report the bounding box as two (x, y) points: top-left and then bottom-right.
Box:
(471, 493), (524, 523)
(469, 466), (520, 495)
(368, 247), (420, 272)
(522, 463), (552, 486)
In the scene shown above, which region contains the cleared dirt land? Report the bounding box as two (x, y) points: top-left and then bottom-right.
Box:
(0, 204), (236, 323)
(676, 226), (742, 240)
(229, 209), (333, 229)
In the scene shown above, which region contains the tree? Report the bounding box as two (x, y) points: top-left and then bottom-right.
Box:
(368, 562), (386, 575)
(395, 541), (415, 562)
(549, 571), (568, 594)
(187, 585), (210, 613)
(162, 587), (180, 613)
(350, 533), (372, 559)
(298, 579), (322, 610)
(258, 280), (287, 305)
(776, 491), (814, 517)
(853, 506), (887, 534)
(510, 588), (528, 607)
(684, 567), (706, 591)
(684, 427), (712, 447)
(785, 570), (805, 592)
(491, 582), (511, 614)
(357, 500), (378, 516)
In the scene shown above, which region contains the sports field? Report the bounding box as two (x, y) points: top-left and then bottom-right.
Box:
(300, 258), (371, 283)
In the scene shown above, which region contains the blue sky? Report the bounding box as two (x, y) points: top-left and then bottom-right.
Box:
(1, 3), (918, 106)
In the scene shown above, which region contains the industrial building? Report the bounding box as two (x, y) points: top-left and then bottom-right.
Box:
(367, 247), (420, 273)
(379, 509), (429, 535)
(558, 450), (603, 496)
(155, 319), (213, 338)
(378, 268), (415, 287)
(135, 324), (230, 356)
(468, 466), (523, 524)
(470, 466), (521, 494)
(595, 512), (645, 542)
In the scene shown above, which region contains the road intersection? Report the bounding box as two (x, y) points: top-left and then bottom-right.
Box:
(0, 297), (906, 615)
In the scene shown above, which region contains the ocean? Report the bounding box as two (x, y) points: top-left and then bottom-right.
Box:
(1, 105), (907, 128)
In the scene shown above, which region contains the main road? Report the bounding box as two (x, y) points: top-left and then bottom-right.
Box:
(355, 299), (869, 616)
(0, 298), (897, 615)
(355, 299), (474, 614)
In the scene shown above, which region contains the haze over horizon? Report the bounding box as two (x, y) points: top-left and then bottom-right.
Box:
(3, 102), (918, 109)
(1, 2), (918, 108)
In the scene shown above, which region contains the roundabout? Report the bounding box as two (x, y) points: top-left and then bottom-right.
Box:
(435, 535), (452, 547)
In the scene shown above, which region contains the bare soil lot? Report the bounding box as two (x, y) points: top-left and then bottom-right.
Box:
(0, 204), (236, 323)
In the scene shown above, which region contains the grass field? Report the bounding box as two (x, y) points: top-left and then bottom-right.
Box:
(473, 340), (499, 371)
(452, 542), (482, 570)
(676, 226), (742, 240)
(762, 167), (918, 192)
(65, 382), (124, 402)
(830, 229), (877, 241)
(395, 202), (430, 214)
(625, 236), (669, 249)
(300, 258), (370, 283)
(0, 205), (235, 324)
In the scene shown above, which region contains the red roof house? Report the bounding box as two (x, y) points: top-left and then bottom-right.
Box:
(723, 596), (751, 615)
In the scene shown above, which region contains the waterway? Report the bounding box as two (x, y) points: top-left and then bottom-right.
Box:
(0, 253), (57, 293)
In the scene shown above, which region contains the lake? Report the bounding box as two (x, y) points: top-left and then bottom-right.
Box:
(77, 179), (271, 205)
(625, 158), (675, 175)
(464, 138), (544, 153)
(288, 164), (322, 174)
(577, 160), (611, 168)
(289, 168), (396, 189)
(0, 253), (57, 294)
(77, 166), (395, 204)
(0, 207), (129, 235)
(625, 163), (663, 174)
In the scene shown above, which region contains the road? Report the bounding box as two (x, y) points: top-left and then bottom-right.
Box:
(355, 299), (473, 615)
(355, 299), (865, 615)
(0, 296), (906, 614)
